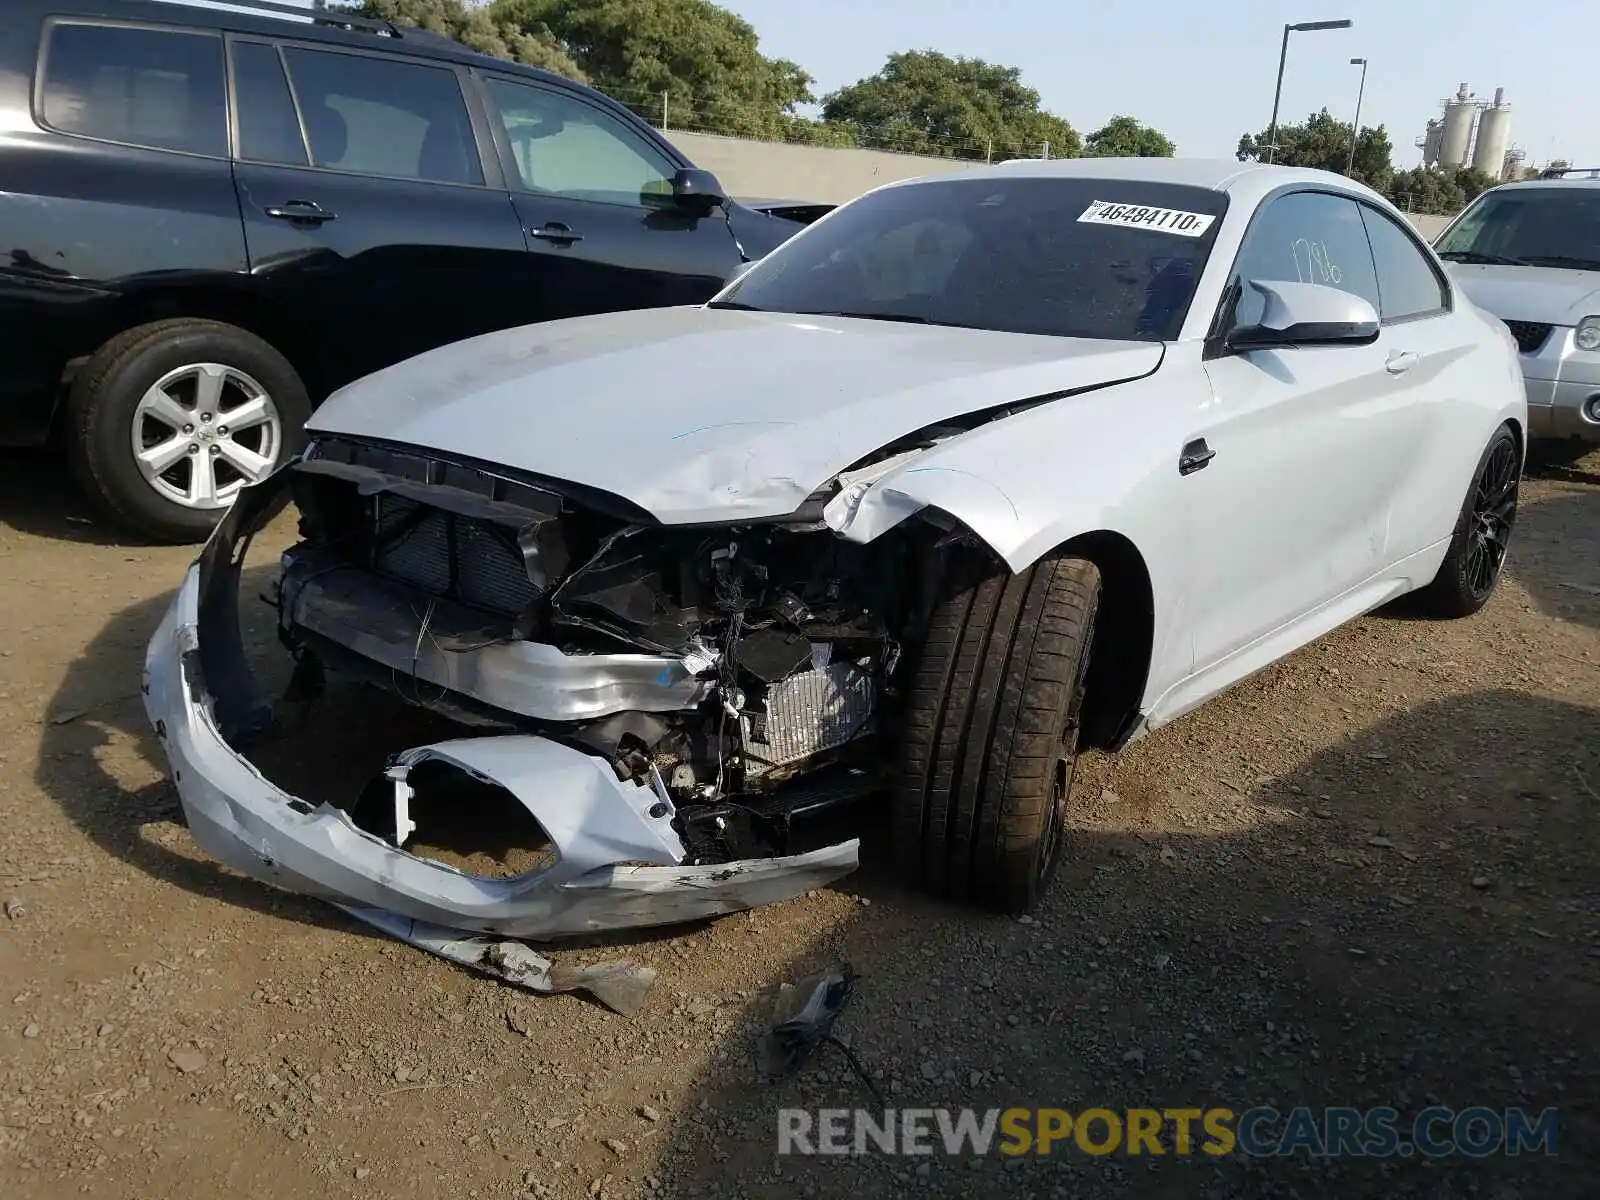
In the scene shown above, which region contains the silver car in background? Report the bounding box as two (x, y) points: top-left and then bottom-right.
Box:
(1435, 168), (1600, 447)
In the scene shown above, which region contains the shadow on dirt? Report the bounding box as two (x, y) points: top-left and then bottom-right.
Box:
(1512, 482), (1600, 631)
(638, 688), (1599, 1198)
(0, 447), (153, 547)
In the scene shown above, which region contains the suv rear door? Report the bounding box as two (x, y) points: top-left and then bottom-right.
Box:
(476, 72), (741, 317)
(228, 36), (529, 392)
(0, 16), (244, 443)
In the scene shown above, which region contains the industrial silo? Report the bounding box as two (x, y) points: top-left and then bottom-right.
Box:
(1420, 119), (1444, 167)
(1440, 83), (1477, 167)
(1472, 88), (1512, 178)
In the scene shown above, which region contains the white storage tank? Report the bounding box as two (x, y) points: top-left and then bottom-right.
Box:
(1420, 119), (1444, 167)
(1440, 83), (1477, 167)
(1472, 89), (1512, 178)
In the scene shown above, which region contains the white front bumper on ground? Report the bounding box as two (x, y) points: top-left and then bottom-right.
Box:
(142, 565), (859, 940)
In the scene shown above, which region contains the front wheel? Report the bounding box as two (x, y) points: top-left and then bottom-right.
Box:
(65, 319), (310, 544)
(892, 548), (1101, 913)
(1414, 423), (1521, 618)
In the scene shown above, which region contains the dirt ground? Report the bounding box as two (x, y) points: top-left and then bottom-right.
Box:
(1, 446), (1597, 1200)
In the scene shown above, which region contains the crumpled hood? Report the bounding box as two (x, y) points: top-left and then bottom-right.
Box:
(307, 306), (1164, 524)
(1446, 263), (1600, 327)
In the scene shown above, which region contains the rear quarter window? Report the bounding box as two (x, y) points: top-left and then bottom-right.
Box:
(39, 22), (227, 157)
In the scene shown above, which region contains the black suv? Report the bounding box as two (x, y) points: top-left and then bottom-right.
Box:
(0, 0), (823, 542)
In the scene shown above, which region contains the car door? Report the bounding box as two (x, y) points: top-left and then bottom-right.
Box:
(1187, 189), (1401, 673)
(476, 73), (740, 318)
(1356, 201), (1480, 559)
(1, 17), (243, 443)
(227, 37), (530, 393)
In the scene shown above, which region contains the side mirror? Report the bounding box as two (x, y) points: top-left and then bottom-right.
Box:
(1226, 279), (1380, 351)
(668, 167), (727, 216)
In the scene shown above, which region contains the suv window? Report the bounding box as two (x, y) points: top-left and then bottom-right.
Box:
(40, 22), (226, 157)
(485, 78), (675, 205)
(1359, 204), (1448, 321)
(1225, 191), (1380, 329)
(231, 41), (306, 166)
(1436, 187), (1600, 271)
(280, 47), (481, 185)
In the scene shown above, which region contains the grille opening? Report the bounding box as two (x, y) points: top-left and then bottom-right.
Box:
(371, 494), (541, 617)
(350, 759), (558, 880)
(1503, 319), (1553, 355)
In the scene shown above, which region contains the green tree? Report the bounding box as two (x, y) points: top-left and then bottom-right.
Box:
(353, 0), (584, 79)
(1084, 115), (1174, 158)
(1384, 167), (1463, 215)
(820, 50), (1079, 160)
(490, 0), (815, 139)
(1383, 165), (1497, 216)
(1236, 108), (1393, 192)
(1453, 167), (1499, 204)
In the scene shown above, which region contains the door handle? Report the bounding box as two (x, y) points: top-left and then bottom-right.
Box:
(1385, 350), (1420, 374)
(528, 222), (583, 245)
(264, 200), (337, 224)
(1179, 438), (1215, 476)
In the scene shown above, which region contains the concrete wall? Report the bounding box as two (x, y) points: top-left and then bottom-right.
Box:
(663, 130), (1458, 240)
(666, 130), (972, 204)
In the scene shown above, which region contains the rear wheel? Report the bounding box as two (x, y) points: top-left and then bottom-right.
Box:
(893, 548), (1101, 913)
(66, 319), (310, 543)
(1414, 423), (1520, 618)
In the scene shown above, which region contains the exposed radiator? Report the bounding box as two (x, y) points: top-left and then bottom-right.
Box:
(741, 660), (877, 778)
(372, 495), (540, 617)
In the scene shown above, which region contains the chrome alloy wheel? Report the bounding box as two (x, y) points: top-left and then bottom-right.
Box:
(129, 363), (283, 509)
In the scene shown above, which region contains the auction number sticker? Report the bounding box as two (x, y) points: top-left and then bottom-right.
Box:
(1077, 200), (1216, 237)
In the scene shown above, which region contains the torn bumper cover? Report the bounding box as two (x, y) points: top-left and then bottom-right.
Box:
(140, 478), (858, 941)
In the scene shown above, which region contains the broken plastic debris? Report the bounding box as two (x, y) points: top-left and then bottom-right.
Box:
(338, 905), (656, 1017)
(764, 964), (882, 1103)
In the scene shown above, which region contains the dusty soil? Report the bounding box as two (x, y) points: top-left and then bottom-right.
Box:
(1, 447), (1597, 1199)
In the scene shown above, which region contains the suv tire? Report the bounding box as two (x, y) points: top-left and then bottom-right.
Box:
(893, 548), (1101, 913)
(66, 319), (310, 543)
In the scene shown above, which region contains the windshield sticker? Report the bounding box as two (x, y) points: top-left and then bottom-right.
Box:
(1077, 200), (1216, 238)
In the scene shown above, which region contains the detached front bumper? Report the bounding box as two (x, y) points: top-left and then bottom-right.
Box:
(140, 484), (858, 941)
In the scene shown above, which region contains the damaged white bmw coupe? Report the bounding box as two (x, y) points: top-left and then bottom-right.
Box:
(144, 159), (1527, 943)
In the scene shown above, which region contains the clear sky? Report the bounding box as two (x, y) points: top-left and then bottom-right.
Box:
(718, 0), (1592, 168)
(168, 0), (1594, 169)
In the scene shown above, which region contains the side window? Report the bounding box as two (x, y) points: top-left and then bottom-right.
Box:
(231, 41), (306, 166)
(1359, 205), (1449, 321)
(1226, 191), (1380, 329)
(40, 23), (226, 157)
(279, 48), (481, 185)
(485, 78), (675, 205)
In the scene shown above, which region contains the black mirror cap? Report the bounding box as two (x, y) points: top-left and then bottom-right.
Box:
(1227, 319), (1381, 352)
(671, 167), (727, 214)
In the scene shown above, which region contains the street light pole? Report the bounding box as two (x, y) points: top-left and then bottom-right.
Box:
(1265, 18), (1354, 165)
(1345, 57), (1368, 175)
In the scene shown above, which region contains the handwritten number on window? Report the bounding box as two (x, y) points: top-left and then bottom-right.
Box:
(1291, 237), (1343, 286)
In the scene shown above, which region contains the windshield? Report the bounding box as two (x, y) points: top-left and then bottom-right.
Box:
(713, 177), (1229, 342)
(1436, 187), (1600, 271)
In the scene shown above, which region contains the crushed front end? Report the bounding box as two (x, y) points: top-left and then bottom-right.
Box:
(142, 434), (961, 939)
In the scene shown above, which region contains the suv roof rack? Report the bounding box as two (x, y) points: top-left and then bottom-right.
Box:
(1537, 166), (1600, 180)
(172, 0), (469, 52)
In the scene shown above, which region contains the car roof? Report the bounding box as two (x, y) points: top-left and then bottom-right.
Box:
(34, 0), (576, 89)
(1481, 177), (1600, 194)
(890, 156), (1391, 209)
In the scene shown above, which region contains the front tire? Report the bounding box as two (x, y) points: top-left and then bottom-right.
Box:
(66, 319), (310, 544)
(1414, 423), (1521, 618)
(893, 548), (1101, 913)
